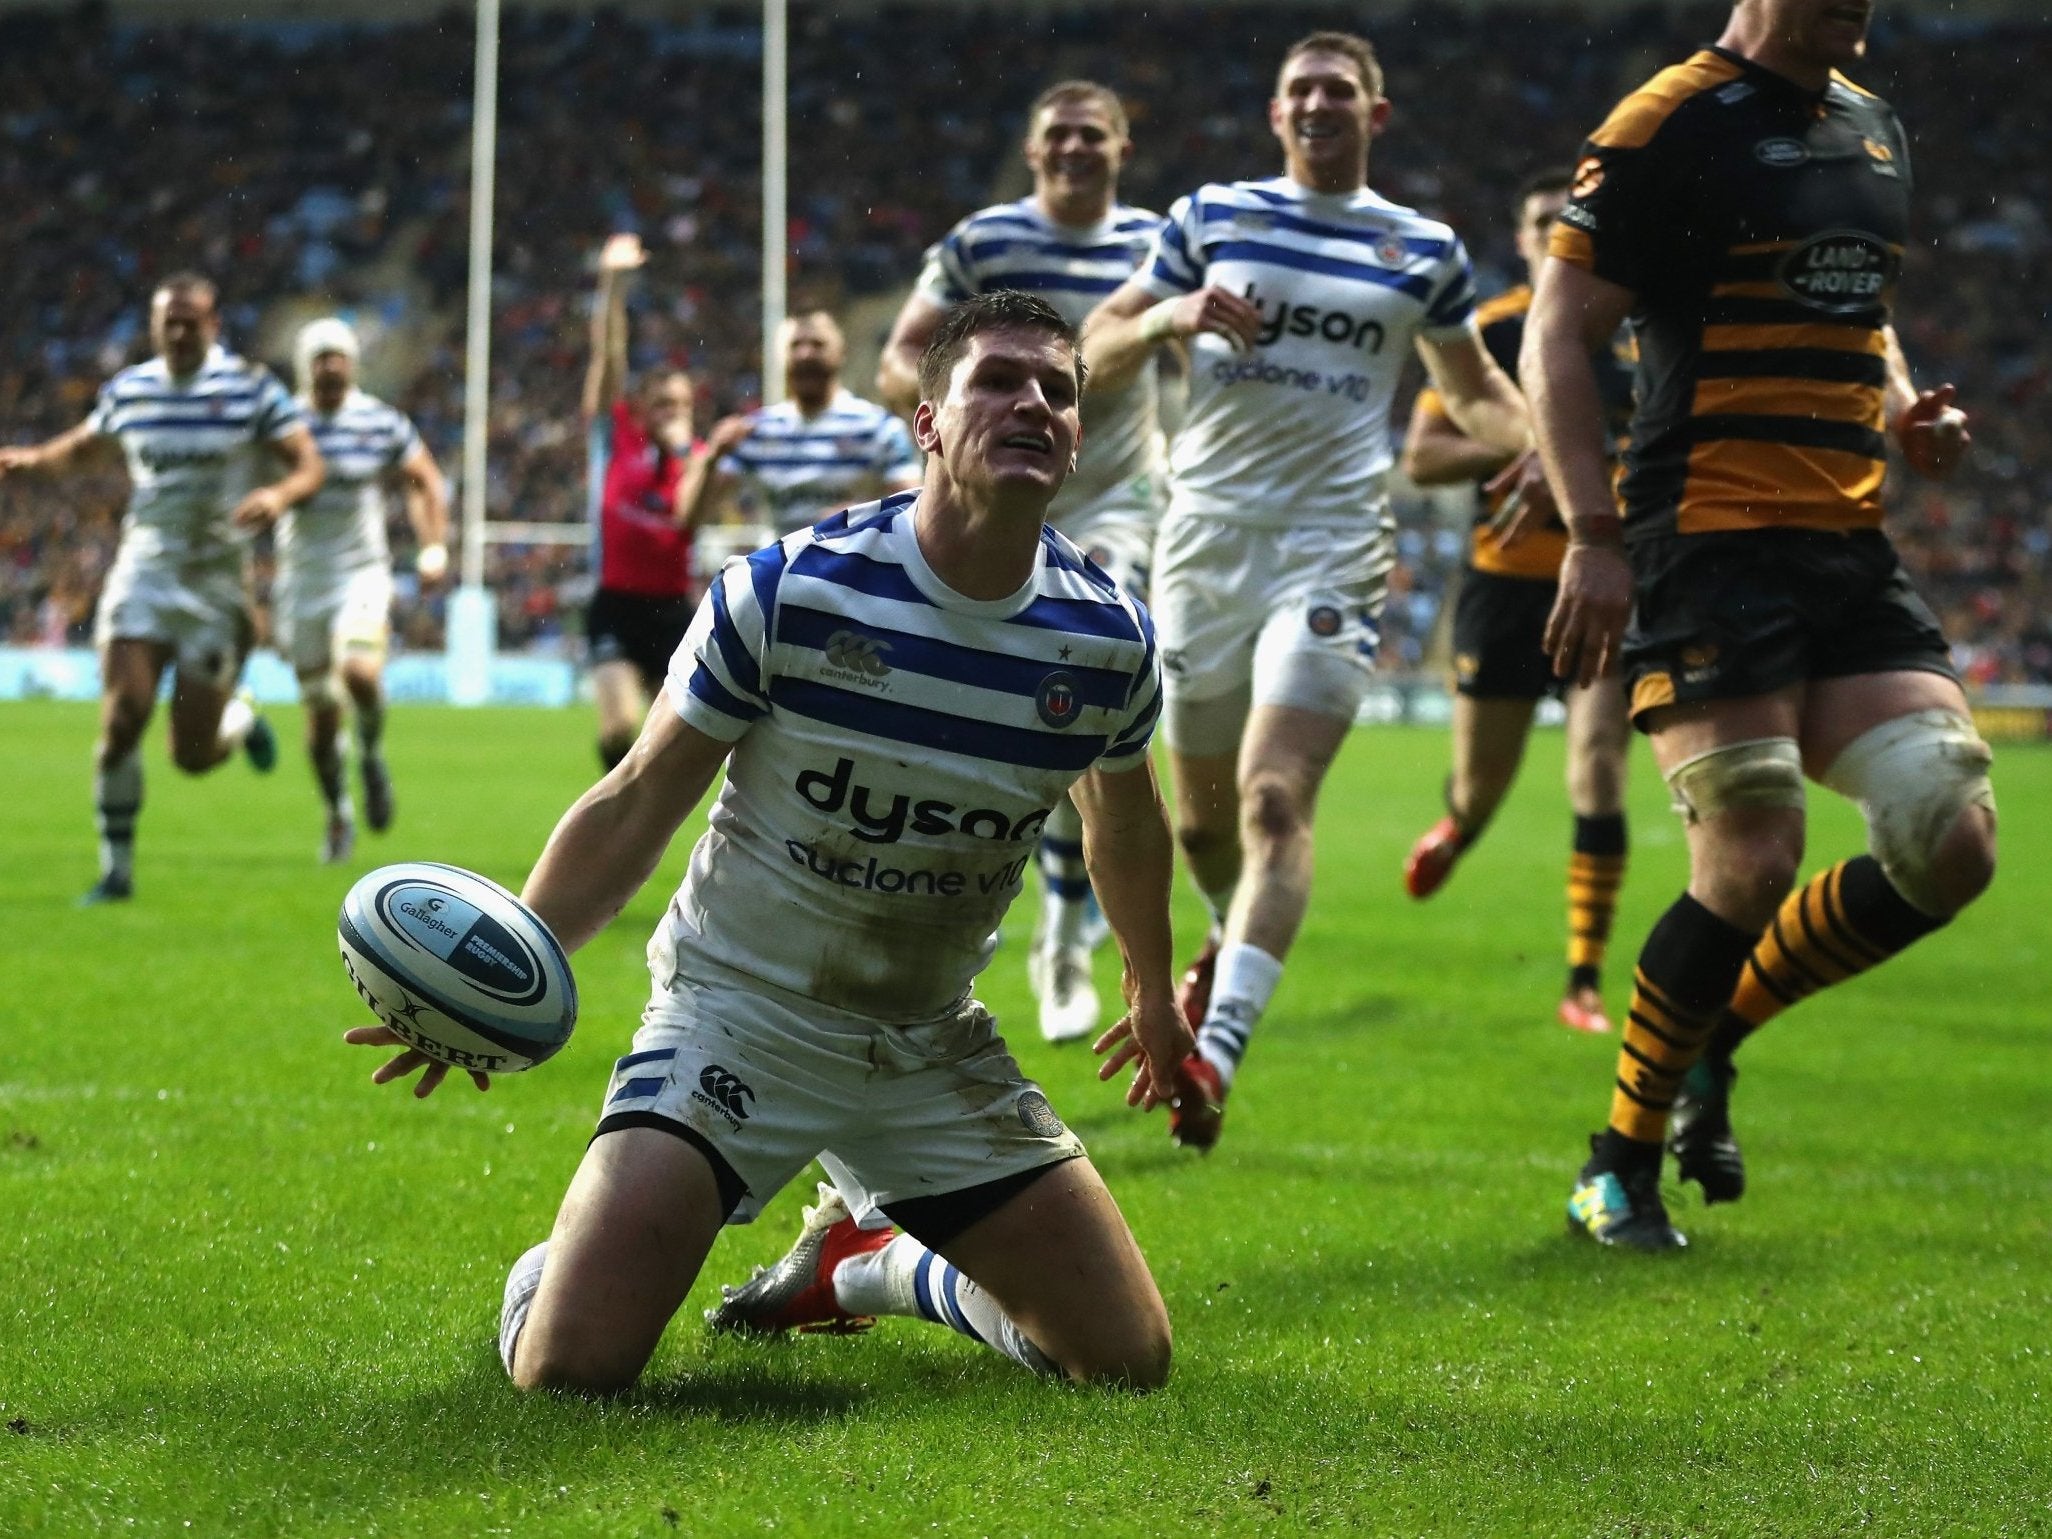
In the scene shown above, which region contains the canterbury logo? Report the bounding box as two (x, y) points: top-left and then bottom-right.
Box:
(698, 1065), (755, 1120)
(823, 629), (892, 678)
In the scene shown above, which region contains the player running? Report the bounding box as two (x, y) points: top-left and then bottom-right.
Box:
(584, 232), (700, 771)
(0, 273), (323, 903)
(280, 318), (450, 863)
(675, 309), (920, 537)
(877, 80), (1164, 1046)
(1083, 32), (1531, 1147)
(349, 293), (1187, 1394)
(1400, 168), (1637, 1036)
(1530, 0), (1995, 1249)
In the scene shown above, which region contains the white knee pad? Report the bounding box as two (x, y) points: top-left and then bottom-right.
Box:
(1822, 708), (1995, 915)
(1163, 681), (1252, 758)
(298, 670), (344, 712)
(1664, 737), (1806, 824)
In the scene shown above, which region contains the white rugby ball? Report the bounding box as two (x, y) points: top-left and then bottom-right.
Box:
(338, 862), (577, 1074)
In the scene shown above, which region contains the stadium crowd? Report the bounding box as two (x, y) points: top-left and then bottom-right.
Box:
(1, 2), (2046, 680)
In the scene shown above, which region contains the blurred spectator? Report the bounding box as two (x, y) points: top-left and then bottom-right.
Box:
(1, 3), (2045, 679)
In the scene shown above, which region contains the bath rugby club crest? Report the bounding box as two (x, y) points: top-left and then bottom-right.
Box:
(1036, 671), (1081, 729)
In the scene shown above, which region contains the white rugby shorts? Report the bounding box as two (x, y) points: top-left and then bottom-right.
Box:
(94, 548), (248, 689)
(1051, 472), (1161, 604)
(596, 963), (1084, 1226)
(1150, 511), (1391, 749)
(272, 564), (393, 675)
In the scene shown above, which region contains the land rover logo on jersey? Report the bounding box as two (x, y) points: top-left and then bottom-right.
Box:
(1754, 137), (1810, 168)
(1036, 671), (1081, 729)
(1778, 231), (1896, 314)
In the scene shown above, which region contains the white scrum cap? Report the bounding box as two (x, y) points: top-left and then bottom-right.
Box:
(295, 317), (361, 384)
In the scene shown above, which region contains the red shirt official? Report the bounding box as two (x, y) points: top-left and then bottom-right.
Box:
(592, 399), (696, 599)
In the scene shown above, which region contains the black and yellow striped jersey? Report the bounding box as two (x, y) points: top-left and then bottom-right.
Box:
(1548, 46), (1910, 539)
(1416, 285), (1634, 579)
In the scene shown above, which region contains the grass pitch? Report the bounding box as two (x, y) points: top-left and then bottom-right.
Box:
(3, 699), (2048, 1537)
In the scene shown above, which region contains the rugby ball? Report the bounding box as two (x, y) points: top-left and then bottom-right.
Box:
(338, 862), (577, 1074)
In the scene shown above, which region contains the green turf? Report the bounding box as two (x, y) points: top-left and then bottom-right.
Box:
(3, 699), (2048, 1537)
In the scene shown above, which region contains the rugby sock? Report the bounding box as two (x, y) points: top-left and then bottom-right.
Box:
(214, 692), (255, 752)
(1566, 813), (1628, 993)
(1705, 856), (1945, 1064)
(498, 1240), (550, 1378)
(1603, 893), (1757, 1154)
(1196, 943), (1283, 1089)
(94, 754), (143, 884)
(355, 695), (387, 759)
(1037, 799), (1092, 950)
(833, 1235), (1057, 1376)
(312, 737), (351, 817)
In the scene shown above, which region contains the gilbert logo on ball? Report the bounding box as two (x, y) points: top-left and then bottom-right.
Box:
(338, 862), (577, 1073)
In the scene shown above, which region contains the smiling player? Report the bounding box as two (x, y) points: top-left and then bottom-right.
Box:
(1084, 32), (1531, 1148)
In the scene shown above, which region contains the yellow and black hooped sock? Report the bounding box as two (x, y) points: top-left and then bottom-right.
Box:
(1605, 893), (1758, 1151)
(1566, 813), (1628, 993)
(1706, 855), (1945, 1063)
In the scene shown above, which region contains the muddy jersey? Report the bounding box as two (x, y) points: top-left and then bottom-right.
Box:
(1550, 46), (1913, 539)
(85, 344), (303, 569)
(916, 199), (1161, 511)
(1139, 177), (1478, 525)
(278, 389), (419, 580)
(1415, 285), (1636, 580)
(663, 492), (1160, 1021)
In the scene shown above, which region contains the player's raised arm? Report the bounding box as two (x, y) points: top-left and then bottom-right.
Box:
(582, 233), (645, 424)
(1081, 276), (1259, 394)
(521, 696), (733, 954)
(1523, 257), (1637, 685)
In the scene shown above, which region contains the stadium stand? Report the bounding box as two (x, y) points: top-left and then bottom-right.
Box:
(1, 3), (2046, 681)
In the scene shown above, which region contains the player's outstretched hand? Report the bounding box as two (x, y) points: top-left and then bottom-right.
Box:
(1482, 449), (1559, 547)
(0, 446), (37, 479)
(1168, 286), (1263, 353)
(1894, 384), (1971, 479)
(1543, 542), (1634, 688)
(1093, 997), (1195, 1112)
(343, 1024), (491, 1099)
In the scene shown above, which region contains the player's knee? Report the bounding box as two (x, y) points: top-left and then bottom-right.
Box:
(1693, 816), (1803, 927)
(1567, 749), (1626, 815)
(510, 1329), (645, 1398)
(169, 737), (221, 776)
(1239, 770), (1311, 850)
(1823, 709), (1996, 919)
(1063, 1317), (1172, 1391)
(99, 699), (151, 761)
(1928, 803), (1997, 918)
(1175, 816), (1234, 869)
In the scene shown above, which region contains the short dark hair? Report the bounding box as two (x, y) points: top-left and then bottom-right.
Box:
(1278, 31), (1383, 100)
(1516, 166), (1574, 207)
(154, 271), (218, 309)
(1028, 79), (1128, 140)
(917, 290), (1085, 404)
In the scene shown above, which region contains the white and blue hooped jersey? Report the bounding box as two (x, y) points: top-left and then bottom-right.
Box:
(663, 491), (1161, 1022)
(718, 390), (920, 538)
(278, 388), (422, 580)
(1140, 177), (1479, 524)
(916, 199), (1163, 510)
(85, 344), (305, 566)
